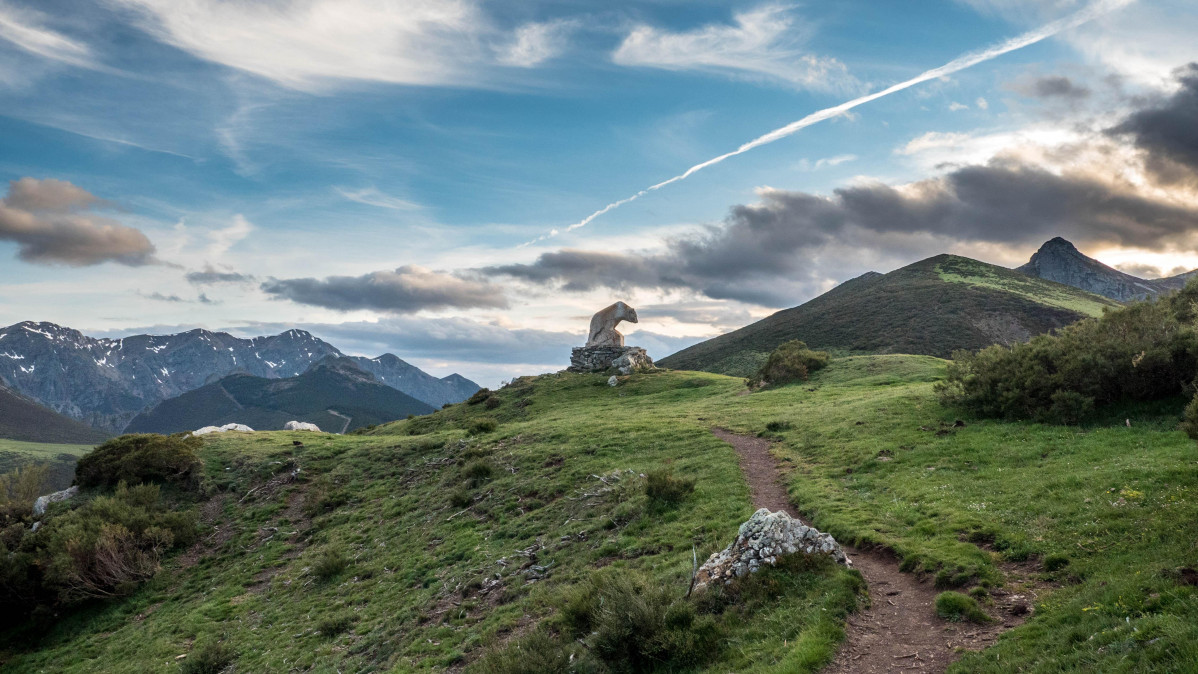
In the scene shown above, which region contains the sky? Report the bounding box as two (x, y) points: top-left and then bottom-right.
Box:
(1, 0), (1197, 387)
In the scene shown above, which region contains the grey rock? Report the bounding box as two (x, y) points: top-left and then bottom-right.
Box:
(612, 348), (654, 375)
(693, 508), (850, 591)
(569, 346), (654, 373)
(33, 486), (78, 517)
(1016, 237), (1195, 301)
(607, 375), (619, 387)
(284, 420), (321, 432)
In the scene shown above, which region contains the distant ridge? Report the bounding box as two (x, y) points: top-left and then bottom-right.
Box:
(0, 322), (479, 432)
(0, 384), (110, 444)
(1016, 237), (1195, 301)
(659, 253), (1119, 376)
(124, 356), (436, 435)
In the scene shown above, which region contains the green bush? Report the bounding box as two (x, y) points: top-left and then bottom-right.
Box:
(1043, 553), (1071, 572)
(764, 420), (792, 433)
(466, 388), (493, 405)
(463, 460), (495, 488)
(934, 591), (992, 624)
(1182, 393), (1198, 439)
(748, 340), (829, 388)
(0, 464), (51, 519)
(75, 434), (203, 489)
(484, 396), (502, 410)
(180, 639), (235, 674)
(644, 467), (695, 507)
(470, 418), (499, 435)
(312, 547), (349, 581)
(937, 286), (1198, 423)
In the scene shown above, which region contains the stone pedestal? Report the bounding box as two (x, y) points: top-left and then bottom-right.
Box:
(569, 346), (654, 374)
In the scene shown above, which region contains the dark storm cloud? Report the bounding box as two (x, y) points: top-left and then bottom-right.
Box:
(489, 159), (1198, 306)
(1023, 75), (1091, 100)
(0, 177), (156, 266)
(1108, 63), (1198, 185)
(186, 266), (255, 285)
(260, 265), (508, 313)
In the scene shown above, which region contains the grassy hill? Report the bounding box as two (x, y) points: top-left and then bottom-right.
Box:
(0, 384), (110, 445)
(0, 439), (95, 493)
(4, 357), (1195, 672)
(658, 254), (1121, 376)
(123, 358), (436, 434)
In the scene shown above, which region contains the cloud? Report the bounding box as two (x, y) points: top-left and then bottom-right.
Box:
(949, 101), (970, 111)
(1020, 74), (1093, 99)
(611, 4), (855, 91)
(0, 177), (157, 266)
(335, 186), (421, 211)
(497, 18), (576, 67)
(185, 265), (255, 285)
(112, 0), (566, 92)
(0, 3), (96, 70)
(261, 265), (508, 313)
(1108, 63), (1198, 185)
(976, 96), (990, 109)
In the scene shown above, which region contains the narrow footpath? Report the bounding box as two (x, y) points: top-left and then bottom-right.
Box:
(711, 428), (1020, 673)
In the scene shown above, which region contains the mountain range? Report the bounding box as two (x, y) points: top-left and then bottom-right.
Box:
(124, 356), (436, 435)
(0, 323), (478, 433)
(1016, 237), (1195, 301)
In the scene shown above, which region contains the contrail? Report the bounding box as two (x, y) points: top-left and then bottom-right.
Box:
(522, 0), (1133, 247)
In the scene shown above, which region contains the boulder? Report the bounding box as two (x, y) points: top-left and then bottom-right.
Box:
(608, 375), (619, 387)
(33, 486), (78, 517)
(284, 421), (321, 432)
(612, 347), (654, 375)
(220, 423), (254, 432)
(693, 508), (850, 591)
(192, 426), (224, 436)
(192, 423), (254, 436)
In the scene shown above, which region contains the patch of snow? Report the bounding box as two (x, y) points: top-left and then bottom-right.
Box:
(0, 351), (25, 360)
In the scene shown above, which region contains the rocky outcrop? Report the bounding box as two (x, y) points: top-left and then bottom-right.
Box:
(1016, 237), (1194, 301)
(193, 423), (254, 436)
(569, 346), (654, 374)
(33, 486), (78, 516)
(284, 420), (321, 432)
(694, 508), (850, 591)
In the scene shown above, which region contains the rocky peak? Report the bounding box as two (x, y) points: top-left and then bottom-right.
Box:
(1016, 237), (1161, 302)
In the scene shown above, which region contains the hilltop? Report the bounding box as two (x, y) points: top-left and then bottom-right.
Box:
(659, 253), (1119, 375)
(124, 357), (436, 434)
(1016, 237), (1195, 301)
(0, 322), (478, 432)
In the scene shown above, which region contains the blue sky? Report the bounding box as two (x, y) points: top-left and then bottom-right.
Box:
(1, 0), (1196, 386)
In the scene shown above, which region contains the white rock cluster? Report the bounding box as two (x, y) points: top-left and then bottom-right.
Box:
(192, 423), (255, 436)
(694, 508), (850, 590)
(284, 420), (321, 432)
(33, 486), (78, 517)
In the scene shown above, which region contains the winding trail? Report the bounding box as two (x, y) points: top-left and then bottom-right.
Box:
(712, 428), (1019, 673)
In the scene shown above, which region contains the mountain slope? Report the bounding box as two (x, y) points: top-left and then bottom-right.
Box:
(0, 384), (110, 444)
(350, 354), (481, 408)
(123, 357), (436, 434)
(0, 322), (479, 431)
(1016, 237), (1195, 301)
(659, 254), (1120, 375)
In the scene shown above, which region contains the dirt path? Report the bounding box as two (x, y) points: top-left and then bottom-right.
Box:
(712, 428), (1021, 674)
(326, 409), (351, 434)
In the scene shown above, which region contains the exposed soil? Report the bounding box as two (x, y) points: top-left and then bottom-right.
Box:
(712, 428), (1034, 674)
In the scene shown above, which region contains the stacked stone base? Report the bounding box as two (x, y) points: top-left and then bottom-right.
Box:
(569, 346), (654, 374)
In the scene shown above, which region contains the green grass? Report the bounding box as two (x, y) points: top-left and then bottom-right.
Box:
(3, 355), (1196, 673)
(0, 439), (95, 491)
(935, 256), (1120, 317)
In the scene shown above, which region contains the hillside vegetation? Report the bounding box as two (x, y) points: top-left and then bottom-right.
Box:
(659, 254), (1121, 376)
(3, 355), (1195, 672)
(0, 385), (110, 445)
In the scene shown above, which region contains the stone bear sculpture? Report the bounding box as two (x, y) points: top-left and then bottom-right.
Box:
(586, 301), (638, 347)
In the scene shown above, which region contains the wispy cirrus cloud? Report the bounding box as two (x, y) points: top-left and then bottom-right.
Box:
(0, 2), (96, 70)
(612, 4), (855, 91)
(335, 186), (421, 211)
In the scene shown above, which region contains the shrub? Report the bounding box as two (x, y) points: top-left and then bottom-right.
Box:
(316, 613), (354, 637)
(937, 285), (1198, 423)
(1182, 393), (1198, 440)
(75, 434), (203, 489)
(466, 388), (493, 405)
(934, 591), (992, 624)
(0, 463), (51, 515)
(463, 460), (495, 487)
(312, 547), (349, 581)
(470, 418), (499, 435)
(180, 639), (235, 674)
(1043, 553), (1071, 572)
(450, 487), (473, 508)
(645, 467), (695, 507)
(748, 340), (829, 388)
(484, 396), (502, 410)
(764, 420), (792, 433)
